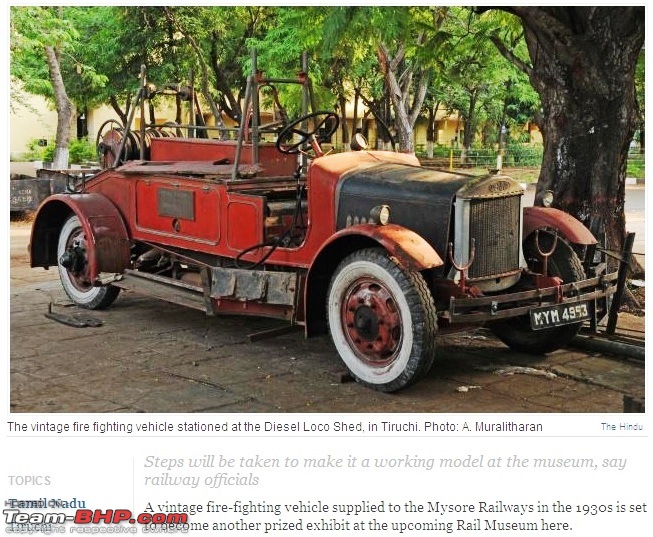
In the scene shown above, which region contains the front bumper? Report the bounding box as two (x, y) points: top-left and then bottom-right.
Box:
(443, 271), (618, 324)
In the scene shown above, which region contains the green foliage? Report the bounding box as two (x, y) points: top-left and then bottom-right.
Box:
(11, 6), (107, 107)
(417, 143), (542, 167)
(431, 8), (539, 150)
(42, 144), (55, 163)
(14, 5), (637, 163)
(23, 137), (96, 164)
(22, 139), (51, 161)
(627, 152), (645, 179)
(69, 138), (97, 164)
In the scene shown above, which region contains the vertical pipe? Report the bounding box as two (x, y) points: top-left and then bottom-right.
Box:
(300, 51), (309, 174)
(189, 69), (195, 139)
(301, 52), (309, 116)
(139, 65), (146, 160)
(251, 49), (259, 167)
(232, 75), (252, 181)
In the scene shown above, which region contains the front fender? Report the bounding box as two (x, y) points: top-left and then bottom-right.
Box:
(304, 224), (442, 337)
(30, 193), (131, 281)
(523, 206), (597, 245)
(321, 224), (444, 271)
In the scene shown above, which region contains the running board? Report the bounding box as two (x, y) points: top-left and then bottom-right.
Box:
(112, 270), (206, 311)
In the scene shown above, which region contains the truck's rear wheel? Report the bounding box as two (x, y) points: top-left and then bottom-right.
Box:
(327, 248), (437, 392)
(57, 215), (120, 309)
(489, 232), (585, 354)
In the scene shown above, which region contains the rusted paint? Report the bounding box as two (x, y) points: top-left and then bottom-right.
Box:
(341, 276), (401, 364)
(317, 224), (443, 272)
(446, 270), (618, 324)
(148, 137), (296, 177)
(456, 174), (524, 199)
(211, 297), (294, 320)
(119, 160), (262, 177)
(523, 206), (597, 245)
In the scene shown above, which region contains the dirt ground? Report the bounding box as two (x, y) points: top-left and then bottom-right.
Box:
(9, 220), (645, 413)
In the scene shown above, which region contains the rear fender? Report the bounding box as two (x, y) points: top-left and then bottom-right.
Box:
(304, 224), (443, 336)
(30, 193), (131, 281)
(523, 206), (597, 245)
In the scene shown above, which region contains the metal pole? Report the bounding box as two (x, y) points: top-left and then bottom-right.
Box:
(231, 75), (252, 181)
(300, 51), (309, 174)
(606, 232), (635, 335)
(139, 65), (146, 160)
(189, 69), (195, 139)
(115, 65), (146, 168)
(251, 49), (259, 167)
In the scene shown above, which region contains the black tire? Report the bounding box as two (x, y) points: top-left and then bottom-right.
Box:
(489, 232), (586, 354)
(327, 248), (437, 392)
(57, 215), (120, 310)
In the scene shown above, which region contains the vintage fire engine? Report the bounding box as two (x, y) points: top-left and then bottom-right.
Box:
(29, 57), (619, 392)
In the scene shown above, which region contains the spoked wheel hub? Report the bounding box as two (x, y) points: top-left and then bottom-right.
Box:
(342, 278), (402, 367)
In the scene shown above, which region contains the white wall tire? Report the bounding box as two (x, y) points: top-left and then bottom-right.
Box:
(327, 248), (437, 392)
(57, 215), (120, 309)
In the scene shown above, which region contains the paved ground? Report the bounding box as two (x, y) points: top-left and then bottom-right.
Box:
(9, 220), (645, 413)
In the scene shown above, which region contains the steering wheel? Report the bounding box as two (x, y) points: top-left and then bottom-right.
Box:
(276, 111), (339, 156)
(96, 119), (126, 169)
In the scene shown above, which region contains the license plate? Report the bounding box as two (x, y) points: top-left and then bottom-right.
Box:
(529, 301), (591, 330)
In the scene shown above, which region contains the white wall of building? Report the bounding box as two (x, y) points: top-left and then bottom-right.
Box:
(10, 94), (59, 159)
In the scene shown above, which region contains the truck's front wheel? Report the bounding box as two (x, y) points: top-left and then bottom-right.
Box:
(57, 215), (120, 309)
(327, 248), (437, 392)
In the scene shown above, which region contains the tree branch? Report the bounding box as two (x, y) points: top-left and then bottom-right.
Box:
(489, 34), (532, 77)
(409, 71), (428, 126)
(163, 7), (224, 126)
(502, 7), (573, 41)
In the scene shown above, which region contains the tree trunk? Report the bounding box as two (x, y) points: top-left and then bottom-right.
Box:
(351, 87), (360, 144)
(45, 45), (75, 170)
(462, 88), (478, 155)
(426, 102), (439, 158)
(508, 7), (644, 259)
(378, 44), (413, 153)
(377, 43), (428, 153)
(338, 92), (349, 147)
(109, 96), (129, 126)
(358, 93), (394, 151)
(209, 33), (242, 123)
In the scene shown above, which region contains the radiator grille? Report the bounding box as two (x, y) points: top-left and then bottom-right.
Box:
(468, 195), (521, 278)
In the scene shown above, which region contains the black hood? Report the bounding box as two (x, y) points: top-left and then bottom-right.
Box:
(336, 162), (472, 258)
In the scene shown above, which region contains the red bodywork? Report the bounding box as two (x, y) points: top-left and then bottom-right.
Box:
(149, 137), (297, 177)
(30, 142), (443, 329)
(30, 129), (608, 339)
(523, 206), (597, 245)
(30, 192), (131, 277)
(76, 147), (431, 270)
(26, 59), (622, 393)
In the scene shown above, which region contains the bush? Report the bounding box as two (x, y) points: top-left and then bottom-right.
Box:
(22, 138), (52, 161)
(505, 144), (543, 166)
(69, 138), (97, 164)
(42, 144), (55, 163)
(22, 137), (96, 165)
(626, 154), (645, 179)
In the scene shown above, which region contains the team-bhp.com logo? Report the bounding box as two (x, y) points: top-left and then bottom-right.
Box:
(4, 509), (188, 525)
